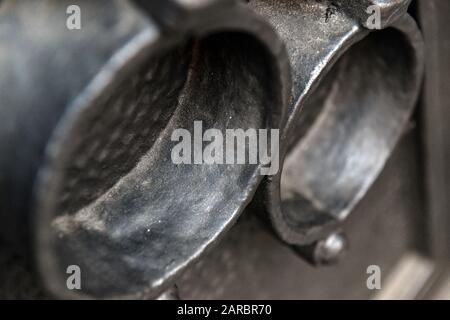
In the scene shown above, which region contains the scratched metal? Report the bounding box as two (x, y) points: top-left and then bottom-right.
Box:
(248, 0), (424, 245)
(0, 0), (290, 299)
(0, 0), (427, 300)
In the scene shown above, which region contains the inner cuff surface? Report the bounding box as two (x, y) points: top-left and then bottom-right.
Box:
(280, 28), (417, 234)
(45, 32), (280, 298)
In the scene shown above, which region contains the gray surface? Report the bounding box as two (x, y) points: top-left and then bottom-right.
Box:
(0, 128), (426, 299)
(0, 0), (291, 299)
(0, 0), (433, 299)
(248, 0), (423, 245)
(419, 0), (450, 259)
(178, 129), (425, 299)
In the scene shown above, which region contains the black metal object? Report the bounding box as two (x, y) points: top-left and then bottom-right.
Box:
(178, 128), (427, 299)
(0, 0), (437, 300)
(249, 0), (424, 246)
(0, 0), (290, 299)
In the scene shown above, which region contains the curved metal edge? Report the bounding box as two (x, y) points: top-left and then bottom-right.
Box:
(259, 12), (424, 246)
(134, 3), (291, 299)
(33, 29), (164, 301)
(0, 0), (154, 250)
(33, 1), (291, 300)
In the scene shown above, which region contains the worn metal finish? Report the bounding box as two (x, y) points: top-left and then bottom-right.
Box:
(0, 0), (437, 301)
(249, 0), (424, 246)
(0, 0), (290, 299)
(178, 130), (427, 299)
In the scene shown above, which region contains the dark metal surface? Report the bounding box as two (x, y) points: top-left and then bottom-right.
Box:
(178, 129), (426, 299)
(0, 0), (290, 299)
(0, 0), (444, 301)
(249, 0), (424, 246)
